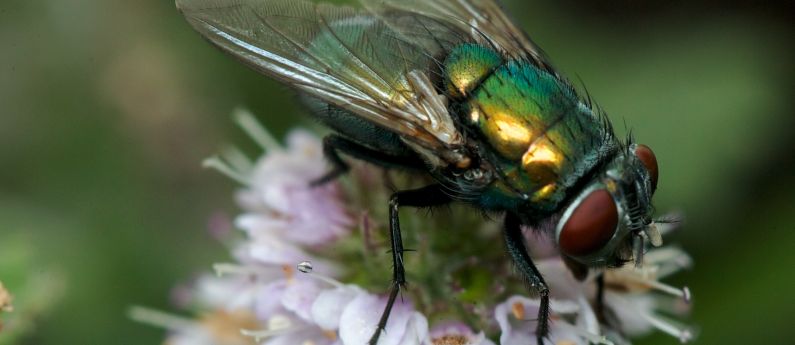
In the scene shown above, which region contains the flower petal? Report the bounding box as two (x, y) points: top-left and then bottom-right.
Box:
(255, 280), (288, 320)
(495, 296), (585, 345)
(262, 327), (338, 345)
(311, 285), (365, 330)
(246, 237), (309, 266)
(427, 322), (494, 345)
(281, 278), (323, 322)
(397, 312), (428, 345)
(339, 293), (423, 345)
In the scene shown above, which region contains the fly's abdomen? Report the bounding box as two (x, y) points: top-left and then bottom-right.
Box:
(444, 44), (608, 212)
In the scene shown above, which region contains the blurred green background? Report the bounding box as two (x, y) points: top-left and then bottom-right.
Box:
(1, 0), (793, 344)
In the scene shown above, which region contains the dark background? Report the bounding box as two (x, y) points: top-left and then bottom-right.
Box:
(1, 0), (793, 344)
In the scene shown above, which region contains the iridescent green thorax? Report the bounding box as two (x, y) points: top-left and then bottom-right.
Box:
(444, 44), (612, 214)
(444, 43), (502, 98)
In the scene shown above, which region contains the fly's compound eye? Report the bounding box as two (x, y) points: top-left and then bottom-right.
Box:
(559, 189), (619, 258)
(634, 144), (659, 192)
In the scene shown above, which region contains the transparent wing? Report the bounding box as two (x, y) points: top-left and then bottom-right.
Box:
(176, 0), (468, 166)
(363, 0), (553, 69)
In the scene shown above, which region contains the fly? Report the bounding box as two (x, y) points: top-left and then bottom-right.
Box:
(177, 1), (666, 344)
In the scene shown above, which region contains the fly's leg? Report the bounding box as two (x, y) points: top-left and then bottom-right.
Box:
(312, 134), (425, 186)
(368, 185), (451, 345)
(594, 273), (618, 327)
(503, 213), (551, 345)
(312, 135), (351, 186)
(596, 273), (606, 323)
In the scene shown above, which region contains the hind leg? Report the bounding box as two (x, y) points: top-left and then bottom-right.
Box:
(312, 134), (425, 186)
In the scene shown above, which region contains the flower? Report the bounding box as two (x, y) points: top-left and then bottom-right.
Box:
(338, 292), (428, 345)
(237, 129), (353, 248)
(0, 282), (12, 313)
(601, 246), (695, 343)
(427, 322), (495, 345)
(134, 110), (693, 345)
(0, 281), (13, 332)
(527, 250), (693, 344)
(133, 110), (428, 344)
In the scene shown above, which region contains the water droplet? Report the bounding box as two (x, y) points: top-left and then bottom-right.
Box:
(297, 261), (313, 273)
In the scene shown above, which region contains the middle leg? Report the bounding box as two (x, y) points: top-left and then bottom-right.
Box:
(368, 184), (452, 345)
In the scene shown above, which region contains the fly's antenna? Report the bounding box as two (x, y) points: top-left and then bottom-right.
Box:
(633, 231), (645, 268)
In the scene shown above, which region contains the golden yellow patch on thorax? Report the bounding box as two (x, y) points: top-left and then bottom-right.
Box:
(481, 110), (535, 159)
(521, 138), (564, 199)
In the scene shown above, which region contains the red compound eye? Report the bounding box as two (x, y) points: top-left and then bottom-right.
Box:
(559, 189), (618, 257)
(635, 144), (659, 191)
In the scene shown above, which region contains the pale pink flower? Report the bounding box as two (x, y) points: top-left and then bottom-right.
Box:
(338, 293), (428, 345)
(137, 113), (693, 345)
(238, 129), (353, 247)
(426, 322), (495, 345)
(495, 295), (587, 345)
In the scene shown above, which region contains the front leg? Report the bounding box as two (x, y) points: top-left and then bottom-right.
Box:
(596, 273), (606, 323)
(594, 273), (618, 328)
(368, 184), (451, 345)
(503, 213), (551, 345)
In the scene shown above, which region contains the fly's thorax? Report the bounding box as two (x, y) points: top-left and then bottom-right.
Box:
(443, 47), (609, 214)
(443, 43), (502, 99)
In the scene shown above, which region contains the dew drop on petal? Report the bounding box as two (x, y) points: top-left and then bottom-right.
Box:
(297, 261), (313, 273)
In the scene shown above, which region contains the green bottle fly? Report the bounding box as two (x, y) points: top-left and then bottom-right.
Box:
(177, 1), (668, 344)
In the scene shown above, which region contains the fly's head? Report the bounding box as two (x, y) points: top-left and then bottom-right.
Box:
(555, 143), (661, 267)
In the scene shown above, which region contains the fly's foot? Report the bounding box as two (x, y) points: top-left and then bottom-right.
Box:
(535, 288), (551, 345)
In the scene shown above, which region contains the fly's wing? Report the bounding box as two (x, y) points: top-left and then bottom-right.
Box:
(176, 0), (470, 166)
(363, 0), (553, 70)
